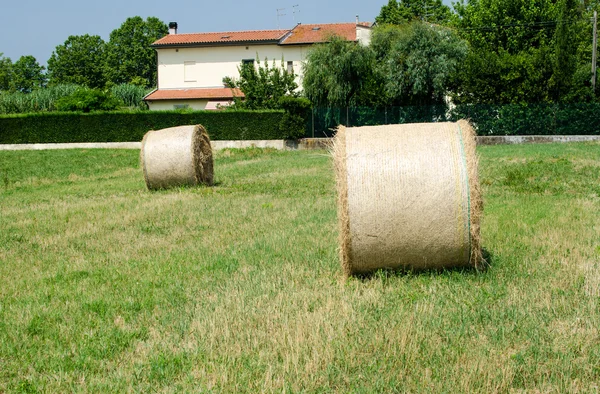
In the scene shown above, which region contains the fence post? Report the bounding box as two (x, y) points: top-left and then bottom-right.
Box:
(312, 107), (315, 138)
(346, 107), (349, 127)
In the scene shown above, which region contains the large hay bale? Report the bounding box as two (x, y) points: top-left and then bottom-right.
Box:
(141, 125), (214, 190)
(333, 120), (482, 276)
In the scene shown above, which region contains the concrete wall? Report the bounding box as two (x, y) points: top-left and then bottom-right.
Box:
(157, 44), (309, 90)
(3, 135), (598, 152)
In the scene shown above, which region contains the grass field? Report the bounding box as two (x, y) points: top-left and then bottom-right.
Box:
(0, 143), (599, 393)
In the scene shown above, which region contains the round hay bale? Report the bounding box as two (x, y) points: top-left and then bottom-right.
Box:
(141, 125), (214, 190)
(333, 120), (482, 276)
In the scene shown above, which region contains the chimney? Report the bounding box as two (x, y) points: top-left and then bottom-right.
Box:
(356, 15), (359, 25)
(169, 22), (178, 35)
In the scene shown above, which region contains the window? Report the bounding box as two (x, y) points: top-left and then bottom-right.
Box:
(184, 61), (196, 82)
(174, 104), (189, 110)
(242, 59), (255, 65)
(287, 61), (294, 73)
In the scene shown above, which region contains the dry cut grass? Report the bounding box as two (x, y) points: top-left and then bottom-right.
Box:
(0, 143), (599, 392)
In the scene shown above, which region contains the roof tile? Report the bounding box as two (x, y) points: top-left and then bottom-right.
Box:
(145, 88), (244, 101)
(153, 30), (289, 46)
(280, 23), (362, 45)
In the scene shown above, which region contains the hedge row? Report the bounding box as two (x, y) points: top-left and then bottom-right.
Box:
(309, 103), (600, 136)
(0, 110), (286, 144)
(452, 103), (600, 135)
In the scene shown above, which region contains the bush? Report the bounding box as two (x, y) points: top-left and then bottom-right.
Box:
(0, 84), (80, 114)
(55, 89), (122, 112)
(451, 103), (600, 135)
(110, 84), (149, 110)
(278, 96), (311, 139)
(0, 110), (286, 144)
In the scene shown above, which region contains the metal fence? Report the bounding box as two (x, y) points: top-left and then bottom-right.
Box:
(306, 103), (600, 137)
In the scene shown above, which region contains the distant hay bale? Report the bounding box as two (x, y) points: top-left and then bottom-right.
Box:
(141, 125), (214, 190)
(333, 120), (482, 276)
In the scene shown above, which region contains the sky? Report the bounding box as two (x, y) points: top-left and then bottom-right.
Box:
(0, 0), (426, 66)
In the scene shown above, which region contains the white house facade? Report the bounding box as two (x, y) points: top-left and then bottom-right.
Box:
(145, 21), (372, 110)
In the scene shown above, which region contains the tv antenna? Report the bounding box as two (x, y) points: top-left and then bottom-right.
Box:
(276, 8), (286, 29)
(292, 4), (300, 24)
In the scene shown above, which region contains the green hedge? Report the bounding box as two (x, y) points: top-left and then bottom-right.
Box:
(0, 110), (286, 144)
(451, 103), (600, 135)
(309, 103), (600, 136)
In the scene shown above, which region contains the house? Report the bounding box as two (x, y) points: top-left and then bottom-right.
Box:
(144, 20), (373, 110)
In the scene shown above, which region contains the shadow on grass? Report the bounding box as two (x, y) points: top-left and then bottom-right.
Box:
(145, 181), (222, 192)
(353, 247), (495, 281)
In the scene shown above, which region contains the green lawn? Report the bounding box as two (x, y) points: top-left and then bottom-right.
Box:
(0, 144), (599, 393)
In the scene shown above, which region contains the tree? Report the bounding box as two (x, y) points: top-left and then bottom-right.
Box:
(376, 0), (453, 25)
(55, 88), (122, 112)
(550, 0), (583, 101)
(224, 58), (308, 138)
(453, 0), (559, 54)
(12, 56), (46, 93)
(223, 58), (298, 110)
(376, 23), (468, 106)
(104, 16), (168, 87)
(302, 36), (378, 108)
(0, 53), (12, 91)
(452, 0), (596, 104)
(47, 35), (106, 88)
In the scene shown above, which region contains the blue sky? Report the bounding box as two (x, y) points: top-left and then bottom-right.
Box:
(0, 0), (454, 66)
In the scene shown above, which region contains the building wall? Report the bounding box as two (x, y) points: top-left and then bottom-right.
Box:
(156, 44), (310, 90)
(356, 26), (372, 46)
(147, 99), (209, 111)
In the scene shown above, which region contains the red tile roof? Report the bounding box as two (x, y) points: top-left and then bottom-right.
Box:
(152, 30), (289, 46)
(144, 88), (244, 101)
(281, 23), (365, 45)
(151, 22), (372, 47)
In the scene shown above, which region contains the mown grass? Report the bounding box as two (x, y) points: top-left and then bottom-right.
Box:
(0, 143), (599, 393)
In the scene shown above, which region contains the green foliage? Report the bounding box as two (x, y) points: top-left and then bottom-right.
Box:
(47, 35), (106, 88)
(452, 0), (597, 104)
(55, 89), (122, 113)
(12, 56), (46, 93)
(0, 54), (13, 92)
(550, 0), (582, 101)
(0, 84), (80, 114)
(223, 58), (298, 110)
(0, 110), (286, 144)
(303, 23), (465, 120)
(377, 22), (467, 106)
(451, 102), (600, 135)
(277, 96), (311, 139)
(110, 84), (149, 110)
(104, 16), (168, 87)
(303, 36), (377, 109)
(453, 0), (559, 54)
(376, 0), (453, 25)
(452, 48), (554, 105)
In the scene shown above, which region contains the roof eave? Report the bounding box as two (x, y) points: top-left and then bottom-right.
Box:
(280, 39), (358, 46)
(152, 39), (282, 49)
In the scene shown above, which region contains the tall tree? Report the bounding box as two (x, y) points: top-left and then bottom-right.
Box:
(47, 35), (106, 88)
(0, 53), (13, 91)
(302, 36), (378, 108)
(376, 0), (453, 25)
(12, 56), (46, 93)
(104, 16), (168, 87)
(375, 22), (467, 106)
(452, 0), (562, 104)
(453, 0), (559, 54)
(551, 0), (583, 101)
